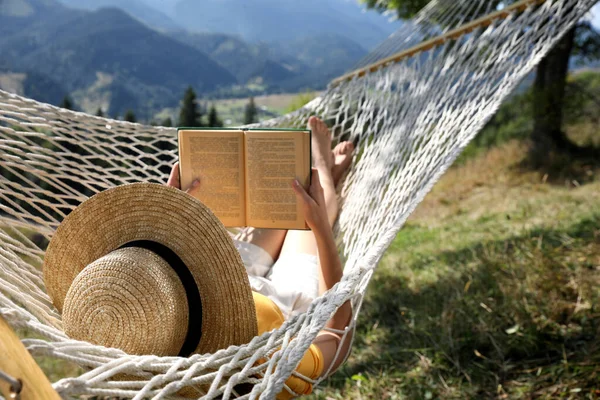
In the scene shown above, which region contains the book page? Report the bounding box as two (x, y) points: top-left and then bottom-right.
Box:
(244, 130), (310, 229)
(178, 130), (245, 227)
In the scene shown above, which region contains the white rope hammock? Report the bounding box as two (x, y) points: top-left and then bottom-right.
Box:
(0, 0), (595, 398)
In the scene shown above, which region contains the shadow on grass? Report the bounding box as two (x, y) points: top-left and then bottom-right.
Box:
(516, 144), (600, 187)
(324, 215), (600, 398)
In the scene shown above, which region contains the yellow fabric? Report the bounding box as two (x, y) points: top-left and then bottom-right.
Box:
(252, 292), (324, 399)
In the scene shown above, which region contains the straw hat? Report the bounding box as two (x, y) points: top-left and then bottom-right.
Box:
(43, 183), (257, 356)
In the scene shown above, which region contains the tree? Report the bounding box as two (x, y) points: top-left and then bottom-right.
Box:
(530, 22), (600, 161)
(207, 104), (224, 127)
(244, 97), (258, 125)
(124, 110), (137, 123)
(60, 95), (75, 110)
(161, 117), (173, 127)
(96, 107), (104, 117)
(178, 86), (202, 127)
(361, 0), (600, 161)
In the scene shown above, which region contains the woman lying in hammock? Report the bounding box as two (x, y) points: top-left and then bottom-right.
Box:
(167, 116), (355, 397)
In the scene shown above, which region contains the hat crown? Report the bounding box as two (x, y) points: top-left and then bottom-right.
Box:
(62, 247), (188, 356)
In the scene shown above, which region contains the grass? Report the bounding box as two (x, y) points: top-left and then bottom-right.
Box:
(153, 91), (318, 127)
(312, 140), (600, 399)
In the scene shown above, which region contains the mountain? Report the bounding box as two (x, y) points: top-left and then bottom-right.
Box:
(0, 2), (237, 116)
(0, 0), (376, 118)
(171, 0), (400, 50)
(171, 32), (299, 85)
(0, 68), (67, 105)
(55, 0), (180, 31)
(272, 33), (368, 90)
(168, 31), (367, 91)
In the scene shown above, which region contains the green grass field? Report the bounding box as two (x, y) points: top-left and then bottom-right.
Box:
(313, 140), (600, 399)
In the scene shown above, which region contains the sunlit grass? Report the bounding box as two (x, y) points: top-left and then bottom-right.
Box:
(314, 139), (600, 399)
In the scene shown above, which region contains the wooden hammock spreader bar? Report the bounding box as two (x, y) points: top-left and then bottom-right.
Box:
(0, 315), (60, 400)
(329, 0), (547, 87)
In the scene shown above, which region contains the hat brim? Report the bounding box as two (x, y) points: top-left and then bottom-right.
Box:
(43, 183), (257, 355)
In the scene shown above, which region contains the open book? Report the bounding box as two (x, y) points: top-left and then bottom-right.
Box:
(178, 128), (311, 229)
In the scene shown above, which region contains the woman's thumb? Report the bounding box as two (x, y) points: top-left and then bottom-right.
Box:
(292, 179), (311, 203)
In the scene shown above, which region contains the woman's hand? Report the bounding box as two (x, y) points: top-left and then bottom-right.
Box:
(292, 168), (330, 233)
(166, 162), (201, 196)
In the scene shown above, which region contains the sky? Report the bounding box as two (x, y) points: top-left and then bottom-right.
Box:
(588, 3), (600, 29)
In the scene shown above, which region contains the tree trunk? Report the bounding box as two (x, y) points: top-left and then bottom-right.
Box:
(530, 26), (578, 162)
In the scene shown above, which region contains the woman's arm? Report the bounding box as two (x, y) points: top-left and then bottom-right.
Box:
(311, 221), (354, 374)
(292, 170), (354, 376)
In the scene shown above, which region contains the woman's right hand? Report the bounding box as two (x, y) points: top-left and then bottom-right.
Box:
(292, 168), (330, 233)
(166, 162), (201, 196)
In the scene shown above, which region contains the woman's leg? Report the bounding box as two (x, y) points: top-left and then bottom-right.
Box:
(234, 228), (287, 261)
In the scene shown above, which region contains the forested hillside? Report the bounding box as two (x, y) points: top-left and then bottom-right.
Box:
(1, 0), (381, 117)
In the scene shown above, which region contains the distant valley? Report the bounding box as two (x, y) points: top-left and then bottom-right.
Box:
(0, 0), (401, 120)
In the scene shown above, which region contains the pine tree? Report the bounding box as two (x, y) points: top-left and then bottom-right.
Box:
(178, 86), (202, 127)
(60, 95), (74, 110)
(124, 110), (136, 123)
(207, 104), (223, 127)
(161, 117), (173, 127)
(95, 107), (104, 117)
(244, 97), (258, 125)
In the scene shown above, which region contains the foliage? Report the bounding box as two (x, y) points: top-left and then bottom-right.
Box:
(244, 96), (258, 125)
(161, 117), (173, 127)
(60, 95), (74, 110)
(124, 109), (136, 123)
(563, 71), (600, 125)
(178, 86), (203, 127)
(458, 71), (600, 163)
(572, 21), (600, 66)
(360, 0), (428, 19)
(207, 104), (224, 127)
(95, 107), (104, 117)
(457, 90), (532, 162)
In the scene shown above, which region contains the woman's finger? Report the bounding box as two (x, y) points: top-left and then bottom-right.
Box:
(292, 178), (314, 206)
(166, 162), (180, 189)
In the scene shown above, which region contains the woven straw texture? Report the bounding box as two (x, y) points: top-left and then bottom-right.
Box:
(63, 247), (190, 356)
(0, 0), (596, 398)
(43, 183), (257, 355)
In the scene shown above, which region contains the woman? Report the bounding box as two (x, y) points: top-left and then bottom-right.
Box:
(167, 116), (355, 395)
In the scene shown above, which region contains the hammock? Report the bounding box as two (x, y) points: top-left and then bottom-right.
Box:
(0, 0), (594, 398)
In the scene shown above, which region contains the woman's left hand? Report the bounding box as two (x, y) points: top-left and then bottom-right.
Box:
(292, 168), (330, 233)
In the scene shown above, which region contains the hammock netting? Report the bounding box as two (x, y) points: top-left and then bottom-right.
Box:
(0, 0), (595, 398)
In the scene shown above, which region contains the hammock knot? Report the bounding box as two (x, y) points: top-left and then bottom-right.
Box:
(53, 377), (89, 396)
